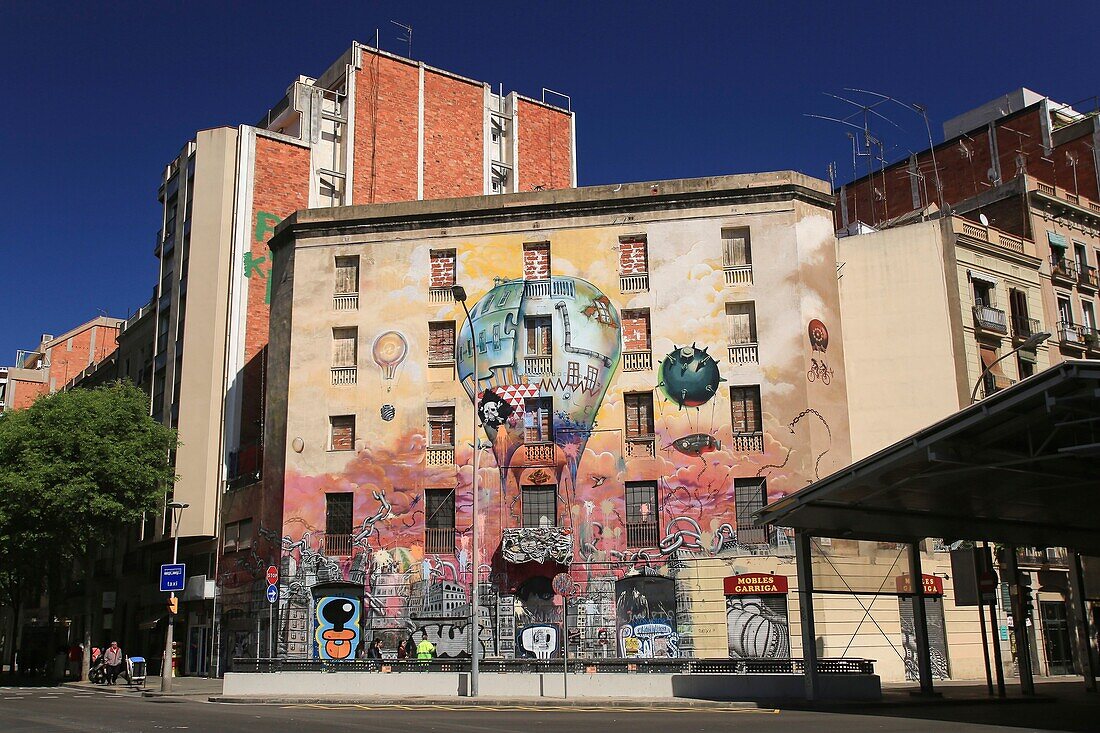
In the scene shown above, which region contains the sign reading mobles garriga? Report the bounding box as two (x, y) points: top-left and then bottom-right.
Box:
(724, 574), (789, 595)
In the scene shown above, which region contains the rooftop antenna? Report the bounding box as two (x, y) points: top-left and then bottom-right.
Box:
(390, 20), (412, 58)
(845, 88), (947, 212)
(1066, 150), (1080, 196)
(805, 112), (884, 222)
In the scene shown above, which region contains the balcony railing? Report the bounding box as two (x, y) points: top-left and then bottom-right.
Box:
(524, 278), (576, 300)
(524, 355), (552, 375)
(727, 342), (759, 364)
(622, 350), (652, 372)
(958, 219), (1026, 254)
(331, 366), (358, 385)
(730, 432), (764, 453)
(428, 350), (455, 367)
(426, 446), (455, 466)
(322, 533), (353, 558)
(1011, 315), (1041, 341)
(626, 521), (660, 549)
(736, 524), (769, 546)
(1057, 320), (1085, 346)
(1083, 327), (1100, 351)
(981, 372), (1016, 398)
(1078, 265), (1099, 290)
(972, 305), (1008, 334)
(1051, 256), (1078, 283)
(723, 264), (753, 286)
(424, 527), (455, 555)
(620, 272), (649, 293)
(333, 293), (359, 311)
(428, 286), (454, 303)
(624, 436), (656, 459)
(523, 442), (557, 464)
(1017, 546), (1069, 568)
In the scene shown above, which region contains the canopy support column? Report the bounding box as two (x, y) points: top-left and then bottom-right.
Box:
(1067, 550), (1097, 692)
(795, 531), (819, 701)
(908, 541), (935, 695)
(1005, 546), (1036, 696)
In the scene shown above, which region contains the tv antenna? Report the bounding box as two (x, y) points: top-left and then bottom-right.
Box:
(805, 108), (893, 224)
(390, 20), (412, 58)
(844, 88), (947, 212)
(1066, 150), (1080, 196)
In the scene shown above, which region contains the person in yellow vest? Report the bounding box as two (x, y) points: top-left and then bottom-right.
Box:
(416, 638), (436, 662)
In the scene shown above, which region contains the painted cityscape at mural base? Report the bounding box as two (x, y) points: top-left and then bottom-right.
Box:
(265, 177), (851, 663)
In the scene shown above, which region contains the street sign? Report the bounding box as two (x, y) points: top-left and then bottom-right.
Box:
(266, 565), (279, 586)
(160, 564), (186, 592)
(266, 584), (279, 604)
(552, 572), (573, 597)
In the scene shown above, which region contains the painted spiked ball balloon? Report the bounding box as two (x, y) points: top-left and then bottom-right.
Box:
(659, 344), (725, 409)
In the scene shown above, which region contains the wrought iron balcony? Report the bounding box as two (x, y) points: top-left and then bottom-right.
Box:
(424, 527), (455, 555)
(980, 372), (1016, 398)
(624, 436), (655, 459)
(730, 432), (764, 453)
(1078, 265), (1099, 290)
(972, 305), (1008, 334)
(622, 350), (652, 372)
(1083, 327), (1100, 352)
(524, 355), (552, 375)
(723, 264), (753, 286)
(1057, 320), (1085, 347)
(727, 342), (759, 364)
(626, 521), (659, 549)
(1051, 256), (1078, 284)
(619, 272), (649, 293)
(333, 292), (359, 311)
(1011, 315), (1040, 341)
(322, 533), (353, 558)
(428, 286), (454, 303)
(331, 366), (357, 385)
(425, 446), (455, 465)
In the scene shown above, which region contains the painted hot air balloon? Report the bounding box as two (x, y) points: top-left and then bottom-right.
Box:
(808, 319), (829, 354)
(658, 344), (725, 409)
(455, 277), (621, 490)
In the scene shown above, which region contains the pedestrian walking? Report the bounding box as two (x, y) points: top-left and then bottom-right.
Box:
(366, 639), (384, 659)
(396, 639), (409, 660)
(103, 641), (130, 685)
(416, 637), (435, 662)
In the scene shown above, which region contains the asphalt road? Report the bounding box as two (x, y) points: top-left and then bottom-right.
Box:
(0, 684), (1086, 733)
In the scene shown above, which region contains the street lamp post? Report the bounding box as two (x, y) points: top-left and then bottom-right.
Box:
(969, 332), (1051, 403)
(452, 285), (480, 697)
(161, 500), (189, 693)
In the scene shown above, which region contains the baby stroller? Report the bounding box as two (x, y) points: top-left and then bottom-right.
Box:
(89, 652), (110, 685)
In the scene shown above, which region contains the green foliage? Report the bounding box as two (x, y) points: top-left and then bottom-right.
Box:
(0, 382), (177, 574)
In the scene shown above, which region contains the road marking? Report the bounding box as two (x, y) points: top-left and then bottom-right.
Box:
(280, 703), (779, 714)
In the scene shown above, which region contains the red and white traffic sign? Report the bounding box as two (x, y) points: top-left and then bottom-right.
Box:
(266, 565), (279, 586)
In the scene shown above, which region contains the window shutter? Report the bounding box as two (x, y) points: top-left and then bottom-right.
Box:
(428, 407), (455, 446)
(332, 329), (357, 367)
(722, 228), (751, 266)
(429, 322), (455, 362)
(331, 416), (355, 451)
(726, 304), (753, 344)
(334, 256), (358, 294)
(731, 386), (761, 433)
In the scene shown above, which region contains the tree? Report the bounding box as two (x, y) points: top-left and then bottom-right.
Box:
(0, 382), (176, 677)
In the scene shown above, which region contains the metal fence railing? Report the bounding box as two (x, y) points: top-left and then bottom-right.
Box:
(231, 656), (876, 675)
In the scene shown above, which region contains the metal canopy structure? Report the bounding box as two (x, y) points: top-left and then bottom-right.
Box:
(757, 360), (1100, 553)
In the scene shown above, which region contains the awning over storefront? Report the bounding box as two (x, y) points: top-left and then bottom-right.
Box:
(757, 360), (1100, 553)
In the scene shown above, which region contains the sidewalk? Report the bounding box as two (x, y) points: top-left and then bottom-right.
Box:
(64, 675), (223, 699)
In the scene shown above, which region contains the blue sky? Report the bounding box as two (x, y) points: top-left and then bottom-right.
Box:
(1, 1), (1097, 360)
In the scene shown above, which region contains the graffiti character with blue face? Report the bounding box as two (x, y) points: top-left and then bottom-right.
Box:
(316, 596), (360, 661)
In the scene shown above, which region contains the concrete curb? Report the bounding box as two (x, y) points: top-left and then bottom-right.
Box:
(209, 695), (764, 709)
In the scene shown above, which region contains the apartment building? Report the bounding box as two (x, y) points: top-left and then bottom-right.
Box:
(257, 172), (1024, 683)
(2, 316), (123, 412)
(839, 216), (1050, 459)
(140, 42), (575, 675)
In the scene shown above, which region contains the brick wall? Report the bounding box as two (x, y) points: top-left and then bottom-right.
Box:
(517, 99), (573, 191)
(423, 70), (484, 199)
(621, 309), (651, 352)
(619, 238), (648, 274)
(430, 249), (456, 288)
(523, 243), (551, 279)
(428, 321), (455, 362)
(353, 51), (419, 204)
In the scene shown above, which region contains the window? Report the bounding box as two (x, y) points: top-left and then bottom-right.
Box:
(428, 407), (455, 447)
(1075, 243), (1089, 272)
(332, 327), (357, 367)
(619, 235), (649, 293)
(621, 309), (651, 352)
(1058, 297), (1074, 325)
(624, 392), (655, 438)
(330, 415), (355, 451)
(722, 227), (752, 266)
(1009, 288), (1030, 333)
(726, 302), (757, 344)
(319, 172), (345, 208)
(1082, 301), (1096, 331)
(425, 488), (456, 553)
(428, 321), (456, 364)
(730, 386), (762, 434)
(325, 493), (354, 556)
(734, 478), (768, 544)
(1017, 353), (1035, 379)
(524, 397), (553, 443)
(522, 485), (557, 527)
(625, 481), (659, 548)
(334, 256), (359, 294)
(526, 316), (552, 356)
(972, 277), (994, 307)
(523, 242), (551, 280)
(222, 518), (253, 552)
(429, 249), (456, 289)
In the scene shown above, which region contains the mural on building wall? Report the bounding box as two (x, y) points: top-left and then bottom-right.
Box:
(315, 594), (360, 660)
(277, 217), (850, 661)
(806, 319), (834, 384)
